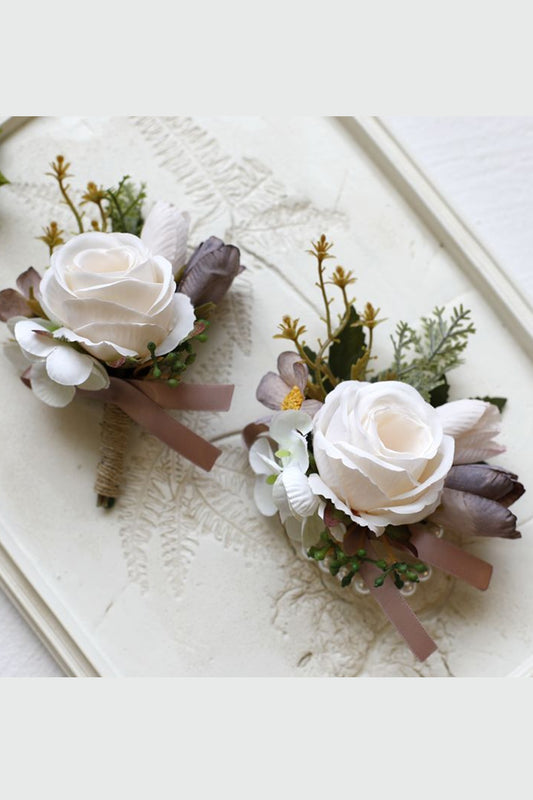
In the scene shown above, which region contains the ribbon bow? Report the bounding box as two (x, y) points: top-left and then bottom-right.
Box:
(82, 377), (234, 471)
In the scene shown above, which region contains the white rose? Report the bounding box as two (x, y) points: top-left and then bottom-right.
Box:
(309, 380), (455, 535)
(39, 206), (194, 363)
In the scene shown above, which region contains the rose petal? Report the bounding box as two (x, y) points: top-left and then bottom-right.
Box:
(307, 473), (378, 533)
(153, 292), (196, 356)
(45, 346), (94, 386)
(53, 295), (162, 328)
(73, 277), (164, 312)
(141, 202), (190, 273)
(52, 327), (138, 362)
(313, 429), (390, 510)
(51, 231), (150, 274)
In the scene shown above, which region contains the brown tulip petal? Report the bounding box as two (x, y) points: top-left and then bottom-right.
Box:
(445, 464), (525, 508)
(178, 238), (244, 307)
(0, 289), (32, 321)
(256, 372), (290, 410)
(429, 488), (521, 539)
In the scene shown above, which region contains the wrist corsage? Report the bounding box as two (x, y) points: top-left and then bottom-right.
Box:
(244, 235), (524, 662)
(1, 156), (243, 506)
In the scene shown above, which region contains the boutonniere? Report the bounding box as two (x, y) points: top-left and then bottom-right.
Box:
(1, 156), (243, 507)
(244, 235), (524, 661)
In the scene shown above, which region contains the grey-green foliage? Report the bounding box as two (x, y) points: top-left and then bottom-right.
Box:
(385, 305), (475, 400)
(105, 176), (146, 235)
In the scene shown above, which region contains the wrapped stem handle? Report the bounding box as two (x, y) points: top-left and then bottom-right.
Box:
(94, 402), (131, 507)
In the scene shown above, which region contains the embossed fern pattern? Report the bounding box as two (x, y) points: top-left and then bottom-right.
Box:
(132, 116), (346, 265)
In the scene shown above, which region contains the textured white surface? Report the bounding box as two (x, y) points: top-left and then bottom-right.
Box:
(0, 116), (532, 677)
(384, 117), (533, 303)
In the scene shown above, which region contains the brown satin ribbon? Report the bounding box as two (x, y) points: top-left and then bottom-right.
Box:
(360, 540), (438, 662)
(80, 377), (234, 472)
(128, 379), (234, 411)
(409, 525), (493, 590)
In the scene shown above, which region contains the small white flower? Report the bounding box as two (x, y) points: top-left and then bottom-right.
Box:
(13, 318), (109, 407)
(249, 410), (319, 528)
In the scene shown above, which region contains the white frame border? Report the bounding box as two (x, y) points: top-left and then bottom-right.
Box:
(1, 115), (532, 677)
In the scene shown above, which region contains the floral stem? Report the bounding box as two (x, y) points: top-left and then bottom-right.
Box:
(317, 255), (333, 339)
(341, 285), (351, 314)
(313, 307), (352, 386)
(96, 199), (108, 232)
(57, 176), (84, 233)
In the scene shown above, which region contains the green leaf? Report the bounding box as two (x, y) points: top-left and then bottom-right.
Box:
(303, 345), (317, 363)
(474, 396), (507, 412)
(428, 374), (449, 407)
(0, 170), (9, 187)
(328, 306), (366, 381)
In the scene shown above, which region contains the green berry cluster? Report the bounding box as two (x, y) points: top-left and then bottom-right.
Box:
(307, 531), (427, 590)
(146, 320), (209, 385)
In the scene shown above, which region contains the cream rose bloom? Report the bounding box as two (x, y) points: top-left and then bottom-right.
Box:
(39, 209), (194, 363)
(309, 380), (455, 535)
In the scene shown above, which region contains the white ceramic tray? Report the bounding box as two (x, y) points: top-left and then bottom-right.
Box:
(1, 116), (532, 677)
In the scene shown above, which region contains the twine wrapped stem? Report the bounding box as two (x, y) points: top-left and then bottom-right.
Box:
(94, 402), (131, 508)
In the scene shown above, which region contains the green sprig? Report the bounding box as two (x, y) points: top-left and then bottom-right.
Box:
(306, 531), (427, 590)
(383, 305), (476, 400)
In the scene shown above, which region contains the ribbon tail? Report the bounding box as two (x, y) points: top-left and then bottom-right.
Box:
(359, 537), (437, 662)
(409, 525), (493, 590)
(83, 378), (222, 472)
(359, 559), (438, 662)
